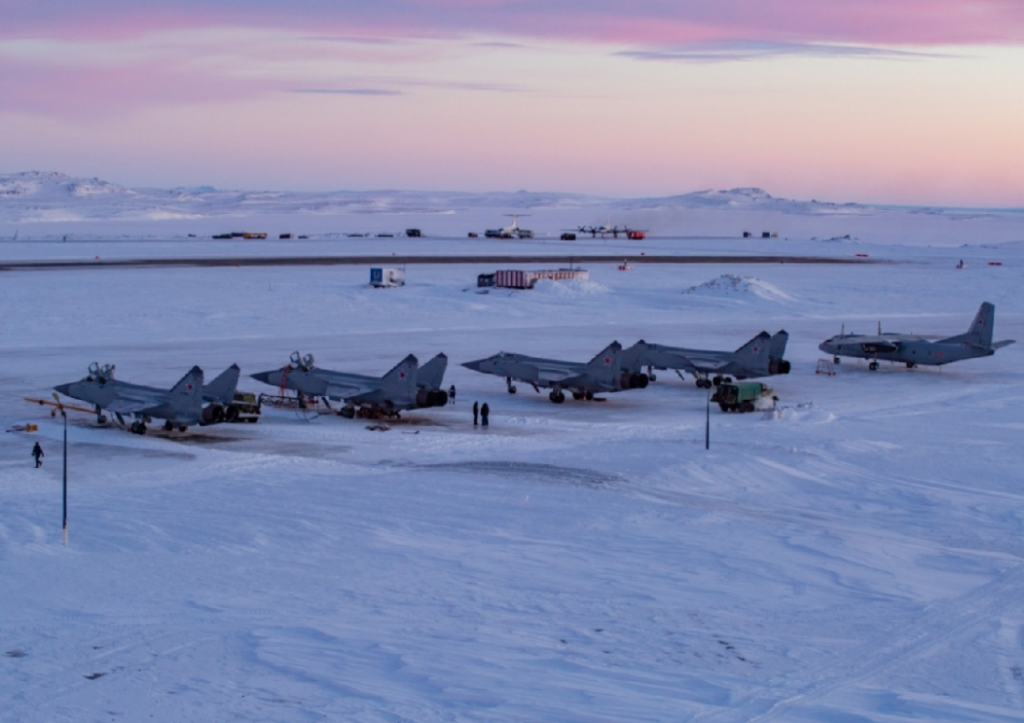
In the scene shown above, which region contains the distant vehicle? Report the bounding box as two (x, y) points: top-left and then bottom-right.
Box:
(212, 233), (232, 239)
(712, 381), (775, 413)
(228, 391), (261, 422)
(622, 331), (790, 388)
(406, 228), (422, 238)
(485, 214), (534, 239)
(468, 232), (479, 238)
(250, 351), (448, 419)
(819, 302), (1015, 370)
(370, 267), (405, 287)
(53, 362), (241, 434)
(279, 233), (293, 240)
(462, 342), (649, 404)
(376, 233), (394, 238)
(477, 273), (496, 288)
(560, 232), (576, 241)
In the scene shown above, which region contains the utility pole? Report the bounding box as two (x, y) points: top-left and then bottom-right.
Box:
(52, 393), (68, 545)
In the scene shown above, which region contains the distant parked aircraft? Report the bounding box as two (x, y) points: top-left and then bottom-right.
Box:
(250, 351), (449, 418)
(819, 302), (1014, 370)
(485, 214), (534, 239)
(54, 362), (240, 434)
(623, 331), (790, 388)
(462, 342), (649, 403)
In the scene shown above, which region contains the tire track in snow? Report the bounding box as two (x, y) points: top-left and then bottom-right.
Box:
(691, 562), (1024, 722)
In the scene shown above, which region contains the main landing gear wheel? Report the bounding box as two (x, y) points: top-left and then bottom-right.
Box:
(584, 390), (594, 401)
(130, 421), (147, 435)
(507, 385), (517, 394)
(572, 391), (584, 400)
(549, 390), (566, 404)
(833, 356), (841, 364)
(164, 421), (174, 432)
(869, 361), (879, 371)
(340, 406), (356, 419)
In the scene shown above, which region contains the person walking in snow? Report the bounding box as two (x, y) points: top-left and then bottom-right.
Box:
(472, 401), (479, 426)
(480, 402), (489, 427)
(448, 384), (456, 404)
(31, 441), (44, 468)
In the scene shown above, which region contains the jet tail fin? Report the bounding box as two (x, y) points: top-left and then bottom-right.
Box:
(769, 330), (789, 359)
(940, 302), (995, 347)
(620, 340), (650, 371)
(734, 332), (772, 375)
(992, 339), (1016, 350)
(170, 366), (205, 404)
(380, 354), (418, 394)
(417, 353), (448, 390)
(584, 341), (623, 382)
(203, 364), (240, 404)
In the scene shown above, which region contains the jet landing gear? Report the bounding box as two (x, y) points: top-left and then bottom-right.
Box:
(548, 390), (566, 404)
(130, 421), (148, 435)
(869, 361), (879, 371)
(506, 377), (517, 394)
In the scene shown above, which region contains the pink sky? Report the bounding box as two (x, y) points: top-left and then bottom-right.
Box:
(2, 1), (1023, 206)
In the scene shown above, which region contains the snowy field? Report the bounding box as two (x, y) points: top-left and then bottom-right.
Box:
(2, 200), (1024, 721)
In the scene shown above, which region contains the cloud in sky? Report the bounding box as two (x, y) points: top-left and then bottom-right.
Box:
(3, 1), (1024, 46)
(2, 1), (1023, 205)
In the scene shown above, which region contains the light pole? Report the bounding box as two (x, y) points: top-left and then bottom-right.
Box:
(705, 384), (711, 450)
(52, 392), (68, 546)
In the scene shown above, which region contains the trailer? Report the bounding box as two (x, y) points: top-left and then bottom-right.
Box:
(494, 268), (589, 289)
(370, 267), (406, 287)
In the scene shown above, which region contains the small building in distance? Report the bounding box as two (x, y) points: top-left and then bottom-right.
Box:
(492, 268), (589, 289)
(370, 267), (406, 287)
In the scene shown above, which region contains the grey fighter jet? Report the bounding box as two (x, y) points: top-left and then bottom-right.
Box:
(250, 351), (449, 419)
(461, 341), (649, 403)
(819, 302), (1014, 370)
(624, 331), (791, 389)
(53, 362), (240, 434)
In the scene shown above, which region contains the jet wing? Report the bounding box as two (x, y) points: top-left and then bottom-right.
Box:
(103, 392), (166, 415)
(324, 380), (380, 401)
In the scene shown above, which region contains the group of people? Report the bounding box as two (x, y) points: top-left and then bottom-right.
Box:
(447, 384), (490, 427)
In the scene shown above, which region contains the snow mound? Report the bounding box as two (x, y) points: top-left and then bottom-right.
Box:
(764, 403), (836, 424)
(682, 274), (794, 302)
(532, 278), (609, 296)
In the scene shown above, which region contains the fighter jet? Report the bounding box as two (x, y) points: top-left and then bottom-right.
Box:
(461, 341), (649, 403)
(819, 302), (1014, 370)
(53, 362), (240, 434)
(249, 351), (449, 419)
(623, 331), (791, 388)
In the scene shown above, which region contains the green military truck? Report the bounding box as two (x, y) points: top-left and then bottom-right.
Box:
(227, 391), (261, 423)
(712, 381), (775, 413)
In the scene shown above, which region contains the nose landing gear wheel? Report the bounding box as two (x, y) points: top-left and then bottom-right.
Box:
(549, 391), (566, 404)
(869, 361), (879, 371)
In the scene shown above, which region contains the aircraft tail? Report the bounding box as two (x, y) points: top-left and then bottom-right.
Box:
(734, 332), (772, 375)
(380, 354), (418, 395)
(940, 302), (995, 347)
(584, 341), (623, 383)
(203, 364), (240, 404)
(768, 330), (791, 375)
(620, 340), (651, 371)
(417, 353), (448, 390)
(170, 366), (205, 404)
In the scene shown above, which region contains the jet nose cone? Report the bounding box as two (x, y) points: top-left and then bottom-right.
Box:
(250, 370), (274, 385)
(54, 383), (72, 396)
(461, 359), (483, 372)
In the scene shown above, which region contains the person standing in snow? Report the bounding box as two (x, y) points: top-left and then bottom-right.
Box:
(31, 441), (44, 468)
(472, 401), (479, 426)
(448, 384), (456, 404)
(480, 402), (489, 427)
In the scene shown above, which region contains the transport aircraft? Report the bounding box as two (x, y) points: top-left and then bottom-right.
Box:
(485, 214), (534, 239)
(250, 352), (449, 418)
(53, 363), (240, 434)
(623, 332), (790, 388)
(462, 342), (649, 403)
(819, 302), (1014, 370)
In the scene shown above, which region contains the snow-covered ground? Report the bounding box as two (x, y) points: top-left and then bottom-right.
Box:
(1, 182), (1024, 722)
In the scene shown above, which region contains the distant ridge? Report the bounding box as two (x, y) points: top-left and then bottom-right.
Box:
(0, 171), (874, 224)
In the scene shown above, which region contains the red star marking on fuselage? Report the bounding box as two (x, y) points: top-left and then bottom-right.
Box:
(604, 357), (612, 365)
